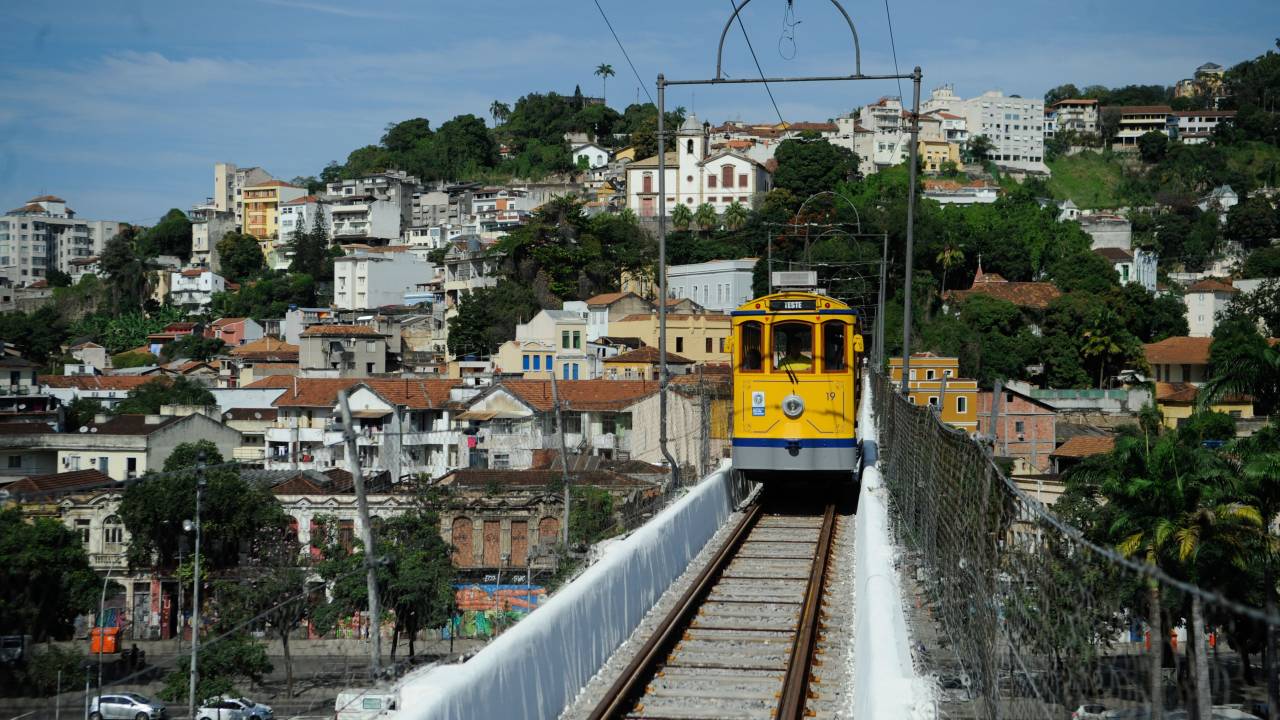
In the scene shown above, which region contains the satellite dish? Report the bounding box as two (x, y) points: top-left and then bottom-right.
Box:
(17, 404), (25, 410)
(90, 427), (98, 433)
(254, 411), (262, 420)
(79, 426), (88, 433)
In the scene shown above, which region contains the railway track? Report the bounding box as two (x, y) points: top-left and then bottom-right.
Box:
(587, 497), (841, 720)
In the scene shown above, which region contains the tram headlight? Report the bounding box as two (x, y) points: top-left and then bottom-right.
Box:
(781, 394), (805, 418)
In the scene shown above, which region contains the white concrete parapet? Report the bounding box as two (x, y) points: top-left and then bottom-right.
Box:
(393, 461), (743, 719)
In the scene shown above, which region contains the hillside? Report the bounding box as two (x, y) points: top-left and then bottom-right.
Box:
(1045, 152), (1127, 209)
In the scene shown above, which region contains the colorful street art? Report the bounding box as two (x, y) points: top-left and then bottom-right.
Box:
(446, 583), (547, 639)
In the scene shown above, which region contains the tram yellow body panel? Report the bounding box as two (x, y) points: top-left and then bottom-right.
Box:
(729, 292), (862, 477)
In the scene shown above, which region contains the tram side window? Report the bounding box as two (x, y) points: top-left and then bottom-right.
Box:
(772, 322), (814, 373)
(740, 321), (764, 371)
(822, 321), (846, 372)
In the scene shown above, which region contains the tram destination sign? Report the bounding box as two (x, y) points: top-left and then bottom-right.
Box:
(769, 299), (816, 311)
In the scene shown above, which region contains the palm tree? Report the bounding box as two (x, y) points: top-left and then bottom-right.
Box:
(594, 64), (615, 104)
(936, 241), (965, 295)
(1080, 308), (1131, 388)
(489, 100), (510, 127)
(671, 204), (693, 232)
(693, 203), (718, 234)
(1230, 425), (1280, 713)
(723, 201), (749, 231)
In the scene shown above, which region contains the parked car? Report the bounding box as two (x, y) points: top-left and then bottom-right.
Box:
(197, 699), (250, 720)
(214, 696), (273, 720)
(1074, 704), (1108, 719)
(88, 693), (167, 720)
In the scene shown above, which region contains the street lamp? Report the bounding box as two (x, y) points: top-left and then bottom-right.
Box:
(186, 453), (207, 720)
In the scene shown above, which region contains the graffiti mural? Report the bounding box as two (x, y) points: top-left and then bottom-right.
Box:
(446, 583), (547, 639)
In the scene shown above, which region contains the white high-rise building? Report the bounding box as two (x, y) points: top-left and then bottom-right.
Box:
(922, 86), (1047, 173)
(0, 196), (123, 286)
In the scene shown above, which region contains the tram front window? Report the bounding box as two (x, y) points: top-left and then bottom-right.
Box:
(739, 321), (763, 371)
(773, 322), (813, 373)
(823, 321), (846, 372)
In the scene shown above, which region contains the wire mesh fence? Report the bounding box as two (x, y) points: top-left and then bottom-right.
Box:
(870, 370), (1280, 720)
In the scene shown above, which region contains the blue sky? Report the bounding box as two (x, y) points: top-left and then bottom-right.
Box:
(1, 0), (1277, 223)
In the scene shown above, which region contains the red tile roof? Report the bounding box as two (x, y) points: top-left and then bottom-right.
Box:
(40, 376), (161, 391)
(1051, 436), (1115, 458)
(280, 195), (320, 206)
(247, 180), (301, 189)
(1144, 337), (1212, 365)
(1094, 247), (1134, 262)
(6, 469), (115, 499)
(944, 271), (1062, 310)
(496, 379), (660, 412)
(231, 336), (297, 356)
(603, 346), (694, 365)
(585, 292), (644, 307)
(247, 376), (461, 409)
(300, 324), (385, 338)
(1185, 278), (1238, 294)
(28, 195), (66, 203)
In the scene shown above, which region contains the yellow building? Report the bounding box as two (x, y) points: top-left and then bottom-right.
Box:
(242, 180), (306, 245)
(1155, 382), (1254, 431)
(919, 139), (961, 173)
(608, 311), (732, 365)
(887, 353), (979, 433)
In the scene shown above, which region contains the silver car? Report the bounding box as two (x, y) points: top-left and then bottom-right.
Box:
(89, 693), (168, 720)
(216, 696), (274, 720)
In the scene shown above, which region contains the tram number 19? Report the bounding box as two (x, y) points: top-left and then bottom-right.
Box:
(826, 392), (836, 401)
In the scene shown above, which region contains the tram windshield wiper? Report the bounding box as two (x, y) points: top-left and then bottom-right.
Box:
(783, 361), (798, 385)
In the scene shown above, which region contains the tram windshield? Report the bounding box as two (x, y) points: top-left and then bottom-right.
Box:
(772, 322), (814, 373)
(739, 321), (763, 371)
(823, 321), (847, 372)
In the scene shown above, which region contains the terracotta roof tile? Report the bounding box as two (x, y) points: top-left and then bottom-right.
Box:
(1144, 337), (1212, 366)
(40, 375), (161, 391)
(6, 469), (115, 499)
(248, 376), (461, 409)
(603, 346), (694, 364)
(1094, 247), (1134, 262)
(300, 324), (385, 338)
(944, 279), (1062, 310)
(494, 379), (661, 412)
(585, 292), (643, 306)
(1051, 436), (1116, 458)
(27, 194), (66, 203)
(231, 337), (298, 356)
(1185, 278), (1238, 294)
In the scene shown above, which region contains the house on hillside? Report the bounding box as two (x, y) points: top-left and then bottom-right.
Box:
(1144, 336), (1213, 385)
(1183, 278), (1238, 337)
(625, 114), (771, 217)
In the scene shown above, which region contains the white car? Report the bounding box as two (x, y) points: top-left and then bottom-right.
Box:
(195, 699), (248, 720)
(89, 693), (168, 720)
(1073, 704), (1108, 719)
(216, 696), (274, 720)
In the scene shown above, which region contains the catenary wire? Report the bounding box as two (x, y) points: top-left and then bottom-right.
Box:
(728, 0), (786, 127)
(591, 0), (654, 105)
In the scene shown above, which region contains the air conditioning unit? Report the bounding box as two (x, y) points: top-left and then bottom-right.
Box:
(771, 271), (818, 288)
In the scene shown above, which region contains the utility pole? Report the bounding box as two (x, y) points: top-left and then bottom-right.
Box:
(549, 370), (572, 547)
(656, 74), (681, 492)
(899, 67), (924, 395)
(338, 389), (382, 677)
(187, 454), (206, 719)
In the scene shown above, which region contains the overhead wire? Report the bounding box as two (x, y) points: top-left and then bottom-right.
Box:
(882, 0), (905, 101)
(727, 0), (786, 127)
(591, 0), (654, 105)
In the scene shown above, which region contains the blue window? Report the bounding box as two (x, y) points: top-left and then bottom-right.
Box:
(522, 354), (530, 371)
(546, 354), (553, 369)
(572, 363), (579, 380)
(533, 355), (541, 370)
(563, 363), (570, 379)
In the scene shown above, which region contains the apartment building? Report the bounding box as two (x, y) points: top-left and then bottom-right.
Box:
(333, 247), (430, 311)
(1168, 110), (1236, 144)
(189, 202), (235, 270)
(585, 292), (653, 341)
(1045, 99), (1099, 137)
(325, 171), (419, 239)
(957, 91), (1046, 171)
(251, 376), (463, 481)
(299, 324), (387, 377)
(667, 259), (757, 313)
(608, 310), (732, 365)
(0, 196), (123, 286)
(495, 304), (593, 380)
(886, 354), (979, 434)
(242, 180), (306, 244)
(1183, 278), (1238, 337)
(213, 163), (274, 229)
(442, 235), (499, 313)
(1107, 106), (1172, 149)
(277, 195), (330, 241)
(168, 268), (226, 311)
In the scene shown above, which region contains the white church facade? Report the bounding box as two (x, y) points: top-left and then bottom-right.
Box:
(625, 115), (772, 218)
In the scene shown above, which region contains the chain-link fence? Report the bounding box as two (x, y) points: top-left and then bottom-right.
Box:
(871, 370), (1280, 720)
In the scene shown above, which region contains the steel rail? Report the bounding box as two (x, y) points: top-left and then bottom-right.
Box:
(778, 502), (839, 719)
(586, 502), (764, 720)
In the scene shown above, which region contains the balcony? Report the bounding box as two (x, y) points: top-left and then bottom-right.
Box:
(232, 447), (266, 461)
(89, 553), (129, 570)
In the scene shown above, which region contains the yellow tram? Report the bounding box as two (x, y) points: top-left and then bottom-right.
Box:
(729, 291), (863, 480)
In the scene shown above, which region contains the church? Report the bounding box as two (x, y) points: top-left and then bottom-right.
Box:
(625, 114), (773, 218)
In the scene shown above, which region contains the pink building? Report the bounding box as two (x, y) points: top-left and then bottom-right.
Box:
(206, 317), (264, 347)
(977, 387), (1057, 473)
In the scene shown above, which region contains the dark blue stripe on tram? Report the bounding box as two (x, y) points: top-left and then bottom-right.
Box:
(732, 437), (858, 448)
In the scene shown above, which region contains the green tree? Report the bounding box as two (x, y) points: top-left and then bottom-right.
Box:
(1203, 313), (1280, 415)
(966, 134), (994, 163)
(1225, 196), (1278, 250)
(143, 209), (194, 261)
(693, 202), (718, 234)
(1137, 130), (1169, 163)
(160, 631), (271, 702)
(216, 231), (266, 283)
(429, 114), (499, 179)
(1049, 251), (1120, 294)
(1044, 83), (1082, 105)
(46, 268), (72, 287)
(118, 442), (287, 572)
(936, 242), (964, 296)
(594, 63), (615, 104)
(723, 201), (749, 231)
(0, 507), (100, 640)
(210, 272), (317, 321)
(489, 101), (510, 127)
(160, 334), (225, 362)
(1244, 246), (1280, 278)
(1229, 423), (1280, 711)
(772, 137), (858, 198)
(671, 203), (693, 231)
(570, 486), (615, 545)
(113, 376), (215, 415)
(381, 117), (432, 154)
(99, 226), (157, 314)
(447, 281), (541, 356)
(64, 397), (104, 431)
